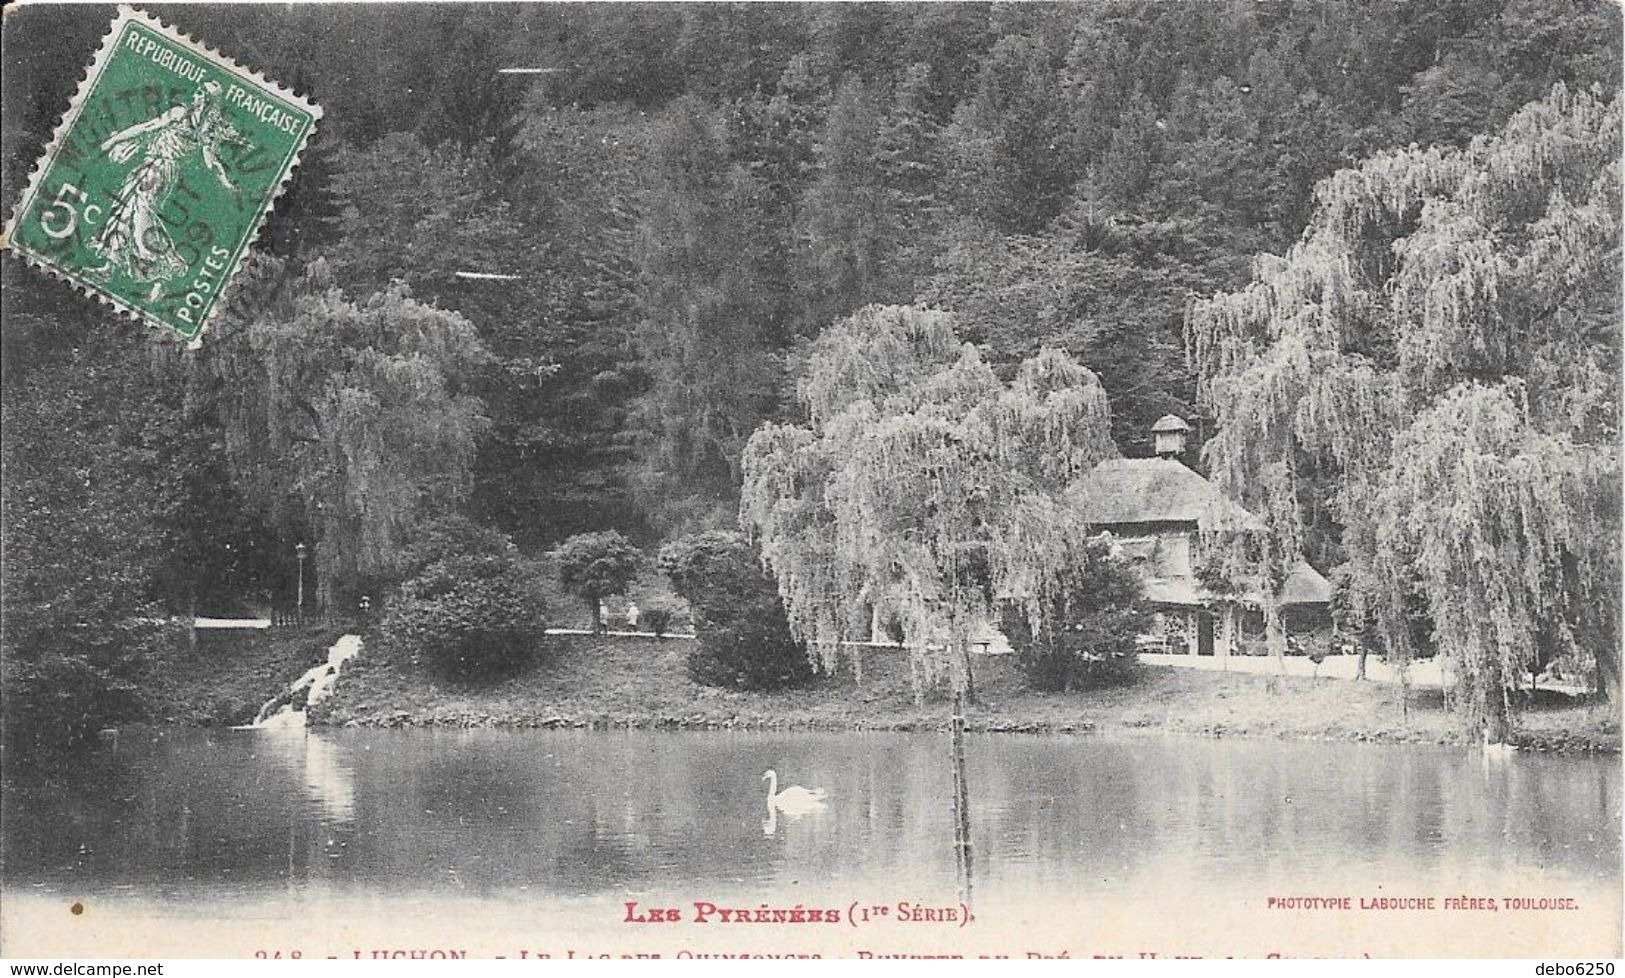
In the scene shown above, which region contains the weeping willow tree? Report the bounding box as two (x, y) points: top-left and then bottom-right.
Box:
(740, 304), (1117, 701)
(1188, 85), (1620, 742)
(197, 256), (491, 607)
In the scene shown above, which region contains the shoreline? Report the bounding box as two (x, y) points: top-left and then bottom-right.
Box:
(298, 634), (1618, 754)
(308, 700), (1620, 753)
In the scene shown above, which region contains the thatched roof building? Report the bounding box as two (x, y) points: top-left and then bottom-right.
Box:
(1063, 417), (1332, 657)
(1065, 456), (1265, 533)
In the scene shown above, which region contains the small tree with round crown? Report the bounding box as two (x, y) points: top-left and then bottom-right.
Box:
(555, 530), (643, 633)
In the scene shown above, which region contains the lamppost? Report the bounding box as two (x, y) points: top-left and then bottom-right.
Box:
(295, 542), (307, 622)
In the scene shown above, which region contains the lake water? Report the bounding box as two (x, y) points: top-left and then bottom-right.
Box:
(3, 728), (1619, 958)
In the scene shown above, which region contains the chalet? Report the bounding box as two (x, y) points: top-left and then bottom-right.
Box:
(1065, 415), (1332, 659)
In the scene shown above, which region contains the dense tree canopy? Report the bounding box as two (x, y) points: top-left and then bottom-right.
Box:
(1188, 85), (1621, 739)
(200, 258), (491, 607)
(0, 321), (195, 752)
(740, 305), (1117, 699)
(632, 97), (785, 530)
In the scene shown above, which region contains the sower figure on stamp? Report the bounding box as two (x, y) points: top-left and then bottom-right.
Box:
(88, 79), (250, 300)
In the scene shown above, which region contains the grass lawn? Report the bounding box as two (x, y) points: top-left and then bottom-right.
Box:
(306, 632), (1619, 752)
(148, 623), (349, 725)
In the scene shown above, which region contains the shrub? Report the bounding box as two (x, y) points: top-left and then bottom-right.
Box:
(555, 530), (643, 633)
(658, 531), (814, 690)
(3, 651), (143, 757)
(400, 514), (518, 578)
(380, 551), (546, 681)
(2, 611), (183, 757)
(1000, 535), (1149, 693)
(642, 606), (676, 637)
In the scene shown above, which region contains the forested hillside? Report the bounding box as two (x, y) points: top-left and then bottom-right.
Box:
(3, 2), (1619, 748)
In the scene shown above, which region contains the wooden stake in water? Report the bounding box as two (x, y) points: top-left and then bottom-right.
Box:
(950, 690), (973, 906)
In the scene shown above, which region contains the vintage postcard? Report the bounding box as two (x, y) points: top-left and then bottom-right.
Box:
(1, 1), (1620, 963)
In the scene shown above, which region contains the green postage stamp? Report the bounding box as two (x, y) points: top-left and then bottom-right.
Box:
(4, 6), (320, 342)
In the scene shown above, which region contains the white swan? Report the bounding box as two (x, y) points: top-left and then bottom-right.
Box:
(763, 769), (826, 816)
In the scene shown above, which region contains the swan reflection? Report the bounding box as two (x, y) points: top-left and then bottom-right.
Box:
(761, 769), (826, 836)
